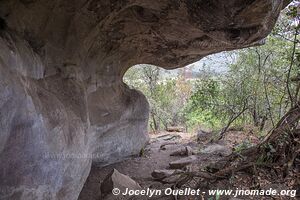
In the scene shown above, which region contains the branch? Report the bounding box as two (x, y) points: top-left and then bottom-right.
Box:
(286, 28), (298, 106)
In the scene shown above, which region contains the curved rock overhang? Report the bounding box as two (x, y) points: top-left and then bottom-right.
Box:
(0, 0), (289, 199)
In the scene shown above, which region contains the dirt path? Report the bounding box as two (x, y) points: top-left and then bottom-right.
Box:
(79, 132), (205, 199)
(78, 131), (295, 200)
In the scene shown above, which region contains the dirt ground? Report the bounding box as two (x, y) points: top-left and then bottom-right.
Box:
(78, 130), (298, 200)
(79, 132), (196, 200)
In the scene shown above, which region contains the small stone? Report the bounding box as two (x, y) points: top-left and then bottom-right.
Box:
(170, 146), (195, 156)
(166, 126), (185, 132)
(201, 144), (232, 156)
(206, 160), (227, 172)
(186, 146), (194, 156)
(169, 155), (197, 169)
(197, 130), (211, 142)
(162, 174), (182, 183)
(151, 169), (183, 179)
(152, 169), (176, 179)
(149, 182), (163, 189)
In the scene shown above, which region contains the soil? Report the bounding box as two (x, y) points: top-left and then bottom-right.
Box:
(78, 130), (298, 200)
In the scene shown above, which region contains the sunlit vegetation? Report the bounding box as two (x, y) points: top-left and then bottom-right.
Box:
(124, 8), (299, 138)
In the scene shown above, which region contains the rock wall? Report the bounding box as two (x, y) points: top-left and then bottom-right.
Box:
(0, 0), (288, 199)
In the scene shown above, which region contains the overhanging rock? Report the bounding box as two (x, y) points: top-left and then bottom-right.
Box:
(0, 0), (288, 199)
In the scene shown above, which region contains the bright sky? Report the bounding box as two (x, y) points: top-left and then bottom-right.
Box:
(188, 51), (237, 74)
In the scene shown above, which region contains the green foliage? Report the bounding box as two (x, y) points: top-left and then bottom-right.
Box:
(124, 9), (299, 134)
(124, 65), (190, 131)
(184, 77), (223, 129)
(233, 140), (253, 153)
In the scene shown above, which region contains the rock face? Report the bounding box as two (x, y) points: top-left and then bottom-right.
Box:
(0, 0), (287, 199)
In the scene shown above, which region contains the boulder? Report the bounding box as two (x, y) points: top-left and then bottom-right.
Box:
(101, 169), (141, 199)
(169, 155), (198, 169)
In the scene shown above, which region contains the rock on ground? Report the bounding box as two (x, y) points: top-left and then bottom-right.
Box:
(197, 130), (212, 142)
(151, 169), (183, 180)
(170, 146), (195, 156)
(101, 169), (141, 200)
(169, 155), (198, 169)
(201, 144), (233, 156)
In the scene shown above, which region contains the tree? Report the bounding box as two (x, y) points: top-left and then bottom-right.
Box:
(124, 65), (192, 132)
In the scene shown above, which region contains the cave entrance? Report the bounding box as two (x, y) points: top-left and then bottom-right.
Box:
(80, 7), (299, 199)
(123, 53), (234, 136)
